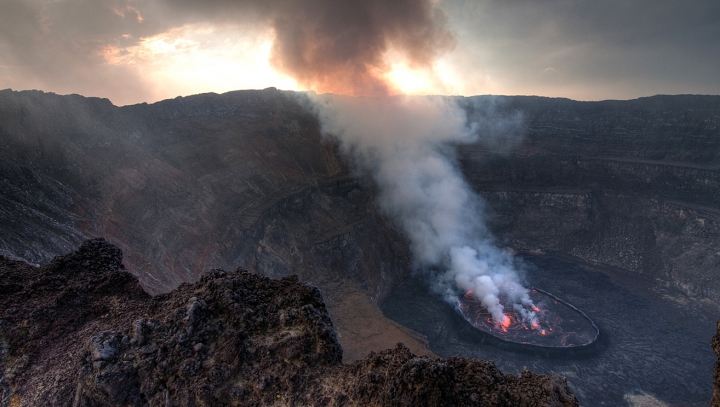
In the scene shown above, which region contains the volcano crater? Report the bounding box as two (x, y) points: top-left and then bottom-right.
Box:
(382, 255), (716, 407)
(457, 287), (600, 352)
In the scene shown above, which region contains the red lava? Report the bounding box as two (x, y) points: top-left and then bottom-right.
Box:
(457, 288), (598, 348)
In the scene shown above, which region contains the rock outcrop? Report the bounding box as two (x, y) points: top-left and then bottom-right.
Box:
(0, 88), (424, 361)
(713, 319), (720, 407)
(0, 239), (579, 406)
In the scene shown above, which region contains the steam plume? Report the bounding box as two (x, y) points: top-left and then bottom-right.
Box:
(311, 94), (538, 326)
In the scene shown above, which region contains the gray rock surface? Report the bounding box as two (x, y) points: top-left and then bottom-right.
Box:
(459, 95), (720, 302)
(1, 89), (719, 361)
(0, 239), (579, 407)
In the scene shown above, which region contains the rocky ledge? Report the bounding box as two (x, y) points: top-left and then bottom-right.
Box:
(0, 238), (578, 406)
(713, 319), (720, 407)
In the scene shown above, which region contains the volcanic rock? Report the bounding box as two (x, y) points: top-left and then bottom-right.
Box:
(0, 87), (405, 312)
(1, 88), (719, 366)
(0, 88), (426, 362)
(0, 239), (579, 406)
(2, 90), (719, 306)
(458, 95), (720, 304)
(713, 319), (720, 407)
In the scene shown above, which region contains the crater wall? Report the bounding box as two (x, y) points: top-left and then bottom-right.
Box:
(1, 89), (718, 361)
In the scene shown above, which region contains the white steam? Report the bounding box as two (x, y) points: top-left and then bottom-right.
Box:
(310, 94), (537, 326)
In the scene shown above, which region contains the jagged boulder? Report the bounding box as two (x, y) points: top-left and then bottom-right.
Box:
(712, 319), (720, 407)
(0, 239), (579, 406)
(75, 269), (342, 406)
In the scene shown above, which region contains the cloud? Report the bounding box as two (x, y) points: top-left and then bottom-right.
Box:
(1, 0), (718, 103)
(0, 0), (166, 104)
(161, 0), (455, 96)
(0, 0), (454, 103)
(439, 0), (720, 99)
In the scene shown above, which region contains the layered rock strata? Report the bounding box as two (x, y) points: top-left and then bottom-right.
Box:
(459, 95), (720, 302)
(713, 319), (720, 407)
(1, 89), (719, 361)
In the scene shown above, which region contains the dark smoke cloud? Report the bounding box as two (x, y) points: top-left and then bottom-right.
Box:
(0, 0), (453, 102)
(1, 0), (718, 103)
(270, 0), (454, 96)
(162, 0), (455, 96)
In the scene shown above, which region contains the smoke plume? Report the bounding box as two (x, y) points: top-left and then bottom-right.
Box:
(166, 0), (456, 96)
(268, 0), (454, 96)
(311, 94), (537, 326)
(1, 0), (453, 103)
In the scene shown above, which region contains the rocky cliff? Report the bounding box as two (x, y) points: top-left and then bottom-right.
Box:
(0, 239), (579, 406)
(714, 319), (720, 407)
(0, 88), (345, 293)
(459, 95), (720, 303)
(1, 88), (719, 363)
(0, 88), (424, 360)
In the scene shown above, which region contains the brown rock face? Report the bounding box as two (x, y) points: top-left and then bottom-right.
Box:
(713, 319), (720, 407)
(0, 239), (578, 406)
(0, 88), (426, 361)
(331, 345), (577, 407)
(2, 89), (719, 402)
(0, 88), (345, 294)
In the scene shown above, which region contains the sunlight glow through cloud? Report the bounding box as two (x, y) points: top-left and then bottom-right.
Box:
(101, 24), (298, 103)
(1, 0), (717, 104)
(382, 48), (461, 96)
(385, 64), (434, 95)
(99, 26), (469, 101)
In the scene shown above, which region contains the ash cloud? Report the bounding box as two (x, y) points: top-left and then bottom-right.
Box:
(0, 0), (453, 102)
(163, 0), (455, 96)
(310, 94), (536, 325)
(3, 0), (719, 103)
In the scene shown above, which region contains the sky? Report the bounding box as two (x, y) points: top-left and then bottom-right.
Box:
(1, 0), (718, 106)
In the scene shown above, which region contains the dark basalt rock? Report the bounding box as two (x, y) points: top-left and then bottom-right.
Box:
(49, 238), (125, 274)
(713, 319), (720, 407)
(0, 239), (579, 406)
(335, 345), (577, 406)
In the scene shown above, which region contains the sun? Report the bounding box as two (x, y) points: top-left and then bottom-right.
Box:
(382, 51), (459, 96)
(386, 64), (434, 94)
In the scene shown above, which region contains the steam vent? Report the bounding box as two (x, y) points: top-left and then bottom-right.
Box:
(458, 288), (599, 351)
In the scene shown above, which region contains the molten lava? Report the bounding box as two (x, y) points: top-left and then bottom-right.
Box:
(499, 315), (512, 331)
(457, 288), (598, 348)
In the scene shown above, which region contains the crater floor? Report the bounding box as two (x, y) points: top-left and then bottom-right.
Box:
(382, 255), (717, 407)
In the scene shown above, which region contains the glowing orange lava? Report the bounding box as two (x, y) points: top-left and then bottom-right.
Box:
(499, 314), (512, 332)
(457, 288), (599, 348)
